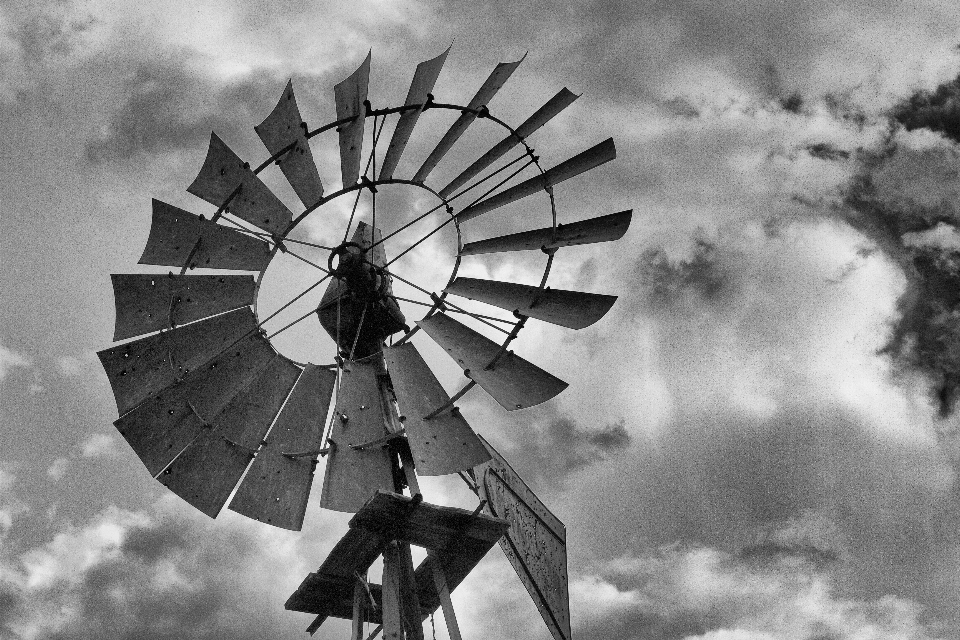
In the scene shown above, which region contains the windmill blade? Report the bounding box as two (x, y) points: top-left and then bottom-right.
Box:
(187, 133), (292, 236)
(445, 278), (616, 330)
(229, 363), (336, 530)
(114, 331), (276, 477)
(98, 307), (258, 416)
(256, 80), (325, 207)
(413, 57), (525, 184)
(335, 51), (372, 189)
(139, 199), (272, 272)
(439, 88), (579, 198)
(460, 210), (633, 256)
(457, 138), (616, 223)
(474, 435), (571, 640)
(383, 342), (490, 475)
(111, 274), (256, 341)
(416, 313), (567, 411)
(378, 47), (451, 182)
(159, 355), (302, 518)
(320, 359), (397, 513)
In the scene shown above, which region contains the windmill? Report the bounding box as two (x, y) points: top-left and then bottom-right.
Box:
(98, 47), (632, 640)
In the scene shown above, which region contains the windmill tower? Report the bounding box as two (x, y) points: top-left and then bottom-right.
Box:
(98, 48), (631, 640)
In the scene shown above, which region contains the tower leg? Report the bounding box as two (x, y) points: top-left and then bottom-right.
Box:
(430, 557), (463, 640)
(382, 541), (404, 640)
(351, 577), (366, 640)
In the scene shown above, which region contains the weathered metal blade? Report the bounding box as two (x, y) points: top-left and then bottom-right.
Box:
(445, 278), (616, 330)
(187, 133), (292, 236)
(378, 47), (450, 182)
(412, 57), (525, 184)
(111, 273), (256, 341)
(158, 355), (301, 518)
(229, 363), (336, 530)
(139, 199), (272, 272)
(416, 313), (567, 410)
(460, 210), (633, 256)
(113, 331), (275, 476)
(439, 88), (579, 198)
(335, 51), (371, 189)
(383, 343), (490, 475)
(255, 80), (325, 207)
(98, 307), (258, 416)
(457, 138), (616, 223)
(474, 435), (570, 640)
(320, 359), (396, 512)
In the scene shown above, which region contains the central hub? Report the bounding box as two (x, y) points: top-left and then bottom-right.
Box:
(317, 222), (408, 358)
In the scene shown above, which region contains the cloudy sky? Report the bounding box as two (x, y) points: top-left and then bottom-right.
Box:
(5, 0), (960, 639)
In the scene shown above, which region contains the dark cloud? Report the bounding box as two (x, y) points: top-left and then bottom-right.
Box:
(638, 239), (733, 309)
(806, 142), (850, 161)
(737, 540), (840, 570)
(892, 74), (960, 144)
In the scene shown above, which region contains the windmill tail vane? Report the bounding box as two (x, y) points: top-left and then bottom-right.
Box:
(98, 46), (632, 640)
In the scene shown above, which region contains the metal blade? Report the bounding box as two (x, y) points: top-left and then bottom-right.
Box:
(416, 313), (567, 411)
(439, 88), (579, 198)
(158, 354), (301, 518)
(113, 331), (275, 476)
(445, 278), (616, 330)
(457, 138), (616, 223)
(98, 307), (258, 416)
(139, 199), (272, 272)
(319, 359), (396, 513)
(378, 47), (450, 181)
(335, 51), (371, 189)
(383, 343), (490, 475)
(111, 274), (256, 341)
(187, 133), (292, 236)
(475, 435), (570, 640)
(229, 363), (336, 530)
(256, 80), (325, 207)
(412, 57), (525, 184)
(460, 210), (633, 256)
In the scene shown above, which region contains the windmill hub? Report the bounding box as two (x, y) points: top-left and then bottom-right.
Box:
(327, 241), (388, 303)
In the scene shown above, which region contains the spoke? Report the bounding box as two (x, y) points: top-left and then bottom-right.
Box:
(265, 307), (318, 339)
(286, 247), (331, 274)
(219, 214), (273, 239)
(348, 303), (369, 360)
(388, 294), (515, 326)
(460, 155), (536, 212)
(384, 216), (457, 268)
(283, 237), (335, 251)
(372, 114), (378, 234)
(343, 115), (387, 242)
(388, 270), (514, 335)
(257, 273), (332, 331)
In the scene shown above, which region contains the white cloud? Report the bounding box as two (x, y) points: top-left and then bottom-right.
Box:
(79, 433), (118, 458)
(46, 458), (69, 482)
(0, 343), (31, 381)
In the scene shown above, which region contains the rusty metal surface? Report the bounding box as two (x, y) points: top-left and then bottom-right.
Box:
(413, 58), (524, 184)
(98, 307), (258, 416)
(113, 331), (275, 476)
(256, 80), (324, 207)
(320, 359), (396, 513)
(229, 364), (336, 530)
(187, 133), (292, 235)
(445, 278), (617, 330)
(475, 435), (570, 640)
(383, 343), (490, 475)
(416, 313), (568, 411)
(439, 88), (579, 198)
(139, 199), (272, 272)
(460, 210), (633, 256)
(378, 47), (450, 182)
(458, 138), (616, 223)
(334, 51), (371, 189)
(111, 274), (256, 341)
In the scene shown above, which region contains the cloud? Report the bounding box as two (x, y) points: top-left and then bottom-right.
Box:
(79, 434), (117, 458)
(0, 344), (31, 381)
(45, 459), (69, 482)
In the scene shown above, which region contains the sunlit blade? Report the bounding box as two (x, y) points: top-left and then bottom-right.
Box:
(475, 435), (571, 640)
(457, 138), (616, 223)
(417, 313), (567, 411)
(98, 307), (258, 416)
(335, 51), (372, 189)
(445, 278), (616, 330)
(378, 47), (450, 182)
(159, 355), (302, 518)
(139, 199), (271, 272)
(319, 359), (396, 513)
(113, 331), (275, 477)
(187, 133), (293, 236)
(111, 273), (256, 341)
(256, 80), (324, 207)
(383, 342), (490, 475)
(229, 363), (336, 530)
(413, 57), (525, 184)
(460, 210), (632, 256)
(439, 88), (579, 198)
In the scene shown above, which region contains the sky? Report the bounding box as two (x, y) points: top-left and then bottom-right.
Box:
(4, 0), (960, 639)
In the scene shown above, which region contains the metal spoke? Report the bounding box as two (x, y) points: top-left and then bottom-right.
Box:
(286, 247), (331, 274)
(388, 294), (514, 325)
(283, 237), (335, 251)
(343, 115), (387, 243)
(388, 270), (514, 335)
(265, 307), (318, 340)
